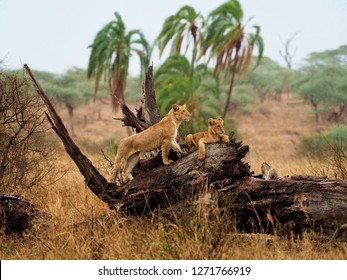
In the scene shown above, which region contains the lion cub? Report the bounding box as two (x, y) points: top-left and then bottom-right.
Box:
(186, 117), (230, 160)
(111, 104), (191, 183)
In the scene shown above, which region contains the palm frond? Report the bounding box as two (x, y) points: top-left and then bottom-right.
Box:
(87, 11), (150, 108)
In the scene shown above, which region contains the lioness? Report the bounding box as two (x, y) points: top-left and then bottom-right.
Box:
(186, 117), (230, 160)
(111, 104), (191, 183)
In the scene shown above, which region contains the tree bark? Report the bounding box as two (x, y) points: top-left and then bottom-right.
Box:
(0, 194), (51, 234)
(220, 176), (347, 240)
(24, 64), (347, 241)
(105, 137), (251, 212)
(114, 65), (160, 133)
(24, 64), (117, 204)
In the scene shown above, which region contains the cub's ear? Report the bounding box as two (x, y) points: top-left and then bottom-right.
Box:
(208, 118), (215, 126)
(172, 104), (180, 111)
(217, 117), (224, 123)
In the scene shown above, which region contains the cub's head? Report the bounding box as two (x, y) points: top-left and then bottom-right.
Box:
(172, 104), (192, 122)
(208, 117), (225, 135)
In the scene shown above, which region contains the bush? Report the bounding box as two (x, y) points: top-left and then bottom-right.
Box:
(0, 71), (59, 193)
(298, 125), (347, 179)
(299, 126), (347, 157)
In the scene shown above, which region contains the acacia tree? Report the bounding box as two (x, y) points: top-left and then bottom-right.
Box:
(87, 12), (150, 111)
(199, 0), (264, 118)
(294, 65), (347, 123)
(293, 46), (347, 123)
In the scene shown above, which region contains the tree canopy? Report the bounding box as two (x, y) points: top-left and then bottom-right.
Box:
(293, 46), (347, 122)
(87, 12), (150, 111)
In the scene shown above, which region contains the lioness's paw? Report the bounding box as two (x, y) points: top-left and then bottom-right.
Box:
(180, 149), (188, 155)
(163, 159), (173, 165)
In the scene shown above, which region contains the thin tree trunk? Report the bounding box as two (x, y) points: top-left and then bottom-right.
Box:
(222, 63), (237, 118)
(310, 98), (319, 123)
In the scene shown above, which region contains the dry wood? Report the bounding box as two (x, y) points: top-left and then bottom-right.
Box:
(24, 64), (116, 203)
(220, 176), (347, 240)
(0, 194), (51, 233)
(114, 65), (160, 132)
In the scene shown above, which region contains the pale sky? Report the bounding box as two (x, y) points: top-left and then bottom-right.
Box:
(1, 0), (347, 76)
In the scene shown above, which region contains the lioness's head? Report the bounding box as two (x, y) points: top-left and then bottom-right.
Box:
(172, 104), (192, 122)
(208, 117), (225, 135)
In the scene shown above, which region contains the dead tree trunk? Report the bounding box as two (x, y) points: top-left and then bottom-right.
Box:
(114, 65), (160, 132)
(0, 194), (51, 234)
(220, 176), (347, 240)
(24, 64), (347, 240)
(24, 64), (117, 204)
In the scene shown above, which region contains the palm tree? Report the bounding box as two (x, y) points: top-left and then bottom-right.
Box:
(154, 54), (221, 131)
(87, 12), (150, 111)
(199, 0), (264, 118)
(156, 6), (211, 122)
(156, 5), (204, 79)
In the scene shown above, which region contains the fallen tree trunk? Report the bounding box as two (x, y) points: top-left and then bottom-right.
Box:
(104, 137), (251, 212)
(24, 64), (347, 241)
(220, 176), (347, 240)
(0, 194), (51, 233)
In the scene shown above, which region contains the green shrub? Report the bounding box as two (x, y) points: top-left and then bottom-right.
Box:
(299, 125), (347, 158)
(299, 125), (347, 179)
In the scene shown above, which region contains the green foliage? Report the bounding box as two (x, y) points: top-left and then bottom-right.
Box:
(87, 12), (150, 109)
(299, 125), (347, 180)
(154, 55), (221, 131)
(305, 45), (347, 66)
(31, 68), (108, 107)
(154, 55), (192, 112)
(291, 45), (347, 122)
(155, 5), (214, 132)
(199, 0), (264, 117)
(299, 125), (347, 158)
(156, 5), (203, 59)
(231, 83), (258, 112)
(294, 66), (343, 101)
(124, 76), (143, 103)
(29, 68), (97, 107)
(237, 57), (295, 102)
(107, 143), (118, 156)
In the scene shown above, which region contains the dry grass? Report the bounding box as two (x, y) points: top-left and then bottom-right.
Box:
(1, 94), (346, 260)
(1, 174), (346, 260)
(236, 95), (332, 177)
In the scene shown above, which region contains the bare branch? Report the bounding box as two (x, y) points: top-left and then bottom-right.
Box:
(279, 32), (300, 69)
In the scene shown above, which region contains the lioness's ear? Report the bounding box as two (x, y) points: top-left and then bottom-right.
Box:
(172, 104), (180, 111)
(208, 118), (214, 126)
(217, 117), (223, 121)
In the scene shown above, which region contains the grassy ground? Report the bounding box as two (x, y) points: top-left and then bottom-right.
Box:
(1, 94), (346, 260)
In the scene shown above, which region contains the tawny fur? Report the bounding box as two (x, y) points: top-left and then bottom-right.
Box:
(110, 104), (191, 183)
(186, 117), (230, 160)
